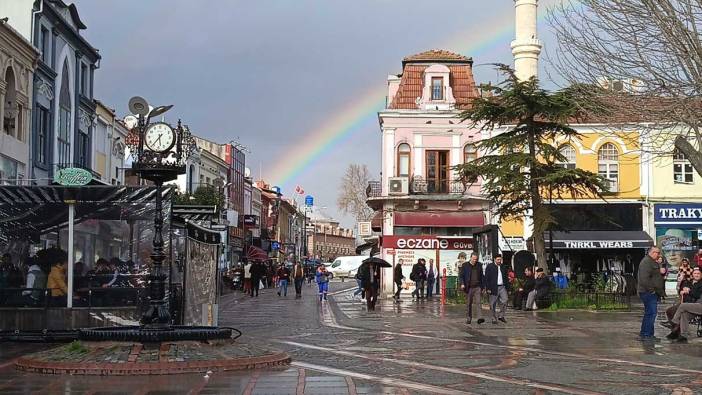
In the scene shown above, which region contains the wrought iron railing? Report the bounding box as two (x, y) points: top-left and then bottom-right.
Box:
(410, 176), (467, 195)
(366, 181), (382, 197)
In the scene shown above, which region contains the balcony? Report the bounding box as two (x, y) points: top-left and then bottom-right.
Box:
(366, 176), (469, 198)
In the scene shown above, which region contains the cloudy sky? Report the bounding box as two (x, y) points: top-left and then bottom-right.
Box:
(75, 0), (560, 226)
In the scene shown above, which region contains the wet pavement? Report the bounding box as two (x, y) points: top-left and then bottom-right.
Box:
(1, 280), (701, 394)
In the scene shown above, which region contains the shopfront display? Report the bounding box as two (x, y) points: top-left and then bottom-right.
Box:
(654, 203), (702, 269)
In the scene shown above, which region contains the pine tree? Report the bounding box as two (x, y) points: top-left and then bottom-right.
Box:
(456, 66), (610, 271)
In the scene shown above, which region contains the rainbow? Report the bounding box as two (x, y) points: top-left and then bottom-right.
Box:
(270, 8), (549, 190)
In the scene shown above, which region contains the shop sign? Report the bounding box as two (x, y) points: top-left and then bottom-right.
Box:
(382, 235), (473, 250)
(654, 203), (702, 225)
(54, 167), (92, 186)
(243, 215), (258, 228)
(500, 236), (526, 251)
(562, 241), (634, 249)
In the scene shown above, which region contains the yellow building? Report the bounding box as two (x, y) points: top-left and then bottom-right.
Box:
(498, 126), (653, 276)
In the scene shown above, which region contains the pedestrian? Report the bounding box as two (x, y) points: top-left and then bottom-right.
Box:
(316, 265), (331, 301)
(664, 267), (702, 328)
(293, 260), (305, 298)
(410, 258), (428, 300)
(250, 261), (265, 297)
(427, 259), (436, 298)
(694, 248), (702, 268)
(353, 268), (365, 301)
(666, 268), (702, 343)
(637, 246), (665, 341)
(459, 252), (485, 325)
(677, 258), (694, 289)
(513, 266), (534, 310)
(393, 259), (405, 302)
(277, 263), (290, 297)
(484, 254), (510, 324)
(243, 260), (252, 294)
(361, 261), (381, 311)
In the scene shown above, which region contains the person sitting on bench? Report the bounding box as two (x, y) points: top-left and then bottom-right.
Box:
(666, 268), (702, 343)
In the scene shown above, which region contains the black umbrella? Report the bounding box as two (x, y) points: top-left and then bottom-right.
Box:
(362, 256), (392, 268)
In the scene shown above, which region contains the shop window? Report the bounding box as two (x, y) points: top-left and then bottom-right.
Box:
(431, 77), (444, 100)
(397, 143), (411, 177)
(37, 106), (49, 165)
(463, 143), (477, 163)
(597, 143), (619, 192)
(558, 144), (576, 169)
(673, 149), (694, 184)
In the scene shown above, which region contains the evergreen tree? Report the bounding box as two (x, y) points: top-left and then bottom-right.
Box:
(456, 66), (610, 271)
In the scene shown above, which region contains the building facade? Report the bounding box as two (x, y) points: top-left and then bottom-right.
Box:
(0, 0), (102, 184)
(93, 100), (127, 185)
(306, 210), (356, 262)
(0, 19), (38, 185)
(367, 50), (489, 294)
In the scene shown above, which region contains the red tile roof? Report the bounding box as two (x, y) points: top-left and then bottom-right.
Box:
(403, 50), (472, 63)
(389, 51), (480, 110)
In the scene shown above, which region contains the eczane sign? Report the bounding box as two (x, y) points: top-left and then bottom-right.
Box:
(383, 235), (473, 250)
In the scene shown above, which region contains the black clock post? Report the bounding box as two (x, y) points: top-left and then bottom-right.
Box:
(79, 97), (232, 342)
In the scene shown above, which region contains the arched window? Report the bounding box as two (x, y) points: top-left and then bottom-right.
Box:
(397, 143), (411, 177)
(3, 67), (18, 139)
(558, 145), (576, 169)
(58, 60), (72, 166)
(597, 143), (619, 192)
(463, 143), (477, 163)
(673, 148), (694, 183)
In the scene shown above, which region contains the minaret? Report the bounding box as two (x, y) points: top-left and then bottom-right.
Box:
(511, 0), (542, 81)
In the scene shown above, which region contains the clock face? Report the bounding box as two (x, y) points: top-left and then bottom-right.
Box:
(144, 123), (175, 153)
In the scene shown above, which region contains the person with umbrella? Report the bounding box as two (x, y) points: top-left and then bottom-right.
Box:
(360, 257), (391, 311)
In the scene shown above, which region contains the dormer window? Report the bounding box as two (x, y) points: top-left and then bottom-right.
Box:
(431, 77), (444, 100)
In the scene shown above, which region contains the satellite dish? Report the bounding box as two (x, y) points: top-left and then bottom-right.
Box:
(128, 96), (149, 116)
(123, 115), (138, 130)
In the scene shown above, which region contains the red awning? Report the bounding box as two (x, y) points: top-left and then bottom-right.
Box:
(393, 212), (484, 227)
(246, 245), (268, 262)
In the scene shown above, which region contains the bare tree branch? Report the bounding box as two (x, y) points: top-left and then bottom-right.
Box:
(337, 164), (374, 222)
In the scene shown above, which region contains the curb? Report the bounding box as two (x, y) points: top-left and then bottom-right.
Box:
(15, 352), (291, 375)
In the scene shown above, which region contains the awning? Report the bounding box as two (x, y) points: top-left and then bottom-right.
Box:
(246, 245), (268, 262)
(545, 231), (654, 249)
(394, 211), (484, 227)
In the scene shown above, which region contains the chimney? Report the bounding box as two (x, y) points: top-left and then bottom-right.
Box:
(511, 0), (542, 81)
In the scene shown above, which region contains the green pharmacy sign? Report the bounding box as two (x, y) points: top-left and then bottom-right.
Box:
(54, 167), (92, 186)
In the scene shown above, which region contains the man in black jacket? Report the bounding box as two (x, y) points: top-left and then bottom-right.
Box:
(410, 259), (428, 300)
(250, 262), (266, 297)
(484, 254), (510, 324)
(459, 252), (484, 325)
(393, 260), (405, 302)
(667, 267), (702, 343)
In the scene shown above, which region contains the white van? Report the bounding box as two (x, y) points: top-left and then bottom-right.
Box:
(328, 256), (366, 279)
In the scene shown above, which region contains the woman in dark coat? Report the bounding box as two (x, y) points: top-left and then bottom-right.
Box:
(360, 262), (381, 311)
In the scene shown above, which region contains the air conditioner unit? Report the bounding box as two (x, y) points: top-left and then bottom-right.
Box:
(388, 177), (408, 195)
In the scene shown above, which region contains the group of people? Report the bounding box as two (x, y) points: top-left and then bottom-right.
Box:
(637, 246), (702, 343)
(0, 249), (142, 307)
(242, 257), (335, 302)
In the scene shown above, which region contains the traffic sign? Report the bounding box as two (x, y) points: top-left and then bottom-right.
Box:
(305, 195), (313, 207)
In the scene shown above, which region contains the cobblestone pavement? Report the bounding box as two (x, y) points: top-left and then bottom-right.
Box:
(2, 280), (702, 394)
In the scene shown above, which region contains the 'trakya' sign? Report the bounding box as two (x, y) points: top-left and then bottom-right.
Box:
(382, 235), (473, 250)
(654, 203), (702, 225)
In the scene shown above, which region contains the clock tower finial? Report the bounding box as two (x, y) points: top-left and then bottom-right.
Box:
(511, 0), (542, 81)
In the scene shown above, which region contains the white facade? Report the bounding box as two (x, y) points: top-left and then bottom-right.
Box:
(0, 0), (34, 42)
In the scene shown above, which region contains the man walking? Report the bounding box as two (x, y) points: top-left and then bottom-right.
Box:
(243, 261), (252, 294)
(637, 246), (665, 341)
(484, 254), (510, 324)
(393, 259), (405, 302)
(410, 259), (428, 300)
(427, 259), (436, 298)
(459, 252), (484, 325)
(250, 261), (265, 297)
(292, 260), (305, 298)
(277, 263), (291, 297)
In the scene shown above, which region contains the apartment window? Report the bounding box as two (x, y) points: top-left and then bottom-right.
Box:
(58, 61), (71, 166)
(463, 143), (477, 163)
(76, 131), (89, 169)
(673, 149), (694, 184)
(397, 143), (411, 177)
(431, 77), (443, 100)
(80, 63), (88, 96)
(597, 143), (619, 192)
(558, 144), (576, 169)
(40, 27), (50, 64)
(37, 106), (49, 164)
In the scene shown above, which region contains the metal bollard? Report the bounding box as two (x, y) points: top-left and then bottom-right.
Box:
(441, 268), (447, 305)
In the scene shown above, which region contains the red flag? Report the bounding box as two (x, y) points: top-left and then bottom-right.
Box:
(295, 185), (304, 195)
